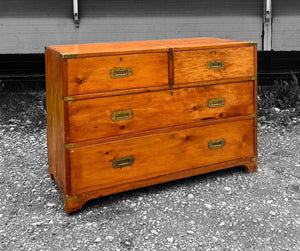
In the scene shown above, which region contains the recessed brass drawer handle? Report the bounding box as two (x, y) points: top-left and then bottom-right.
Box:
(208, 139), (225, 150)
(112, 156), (134, 168)
(207, 60), (224, 70)
(110, 67), (132, 79)
(111, 109), (133, 122)
(207, 97), (225, 108)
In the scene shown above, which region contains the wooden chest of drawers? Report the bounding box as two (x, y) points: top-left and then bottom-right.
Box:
(45, 38), (257, 213)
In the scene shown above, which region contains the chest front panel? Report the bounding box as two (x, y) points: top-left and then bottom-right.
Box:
(68, 81), (254, 142)
(174, 46), (255, 84)
(67, 53), (169, 95)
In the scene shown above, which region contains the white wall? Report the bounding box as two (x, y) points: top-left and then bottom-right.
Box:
(0, 0), (262, 53)
(272, 0), (300, 51)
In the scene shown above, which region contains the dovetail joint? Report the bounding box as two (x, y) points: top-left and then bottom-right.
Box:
(65, 143), (76, 149)
(63, 96), (75, 101)
(250, 157), (257, 162)
(66, 196), (78, 203)
(61, 53), (77, 59)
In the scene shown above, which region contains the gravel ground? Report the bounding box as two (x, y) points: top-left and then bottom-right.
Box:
(0, 95), (300, 250)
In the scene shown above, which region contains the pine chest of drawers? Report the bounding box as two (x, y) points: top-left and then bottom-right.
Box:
(45, 38), (257, 213)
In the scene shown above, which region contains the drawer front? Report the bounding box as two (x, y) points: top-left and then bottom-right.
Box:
(70, 119), (254, 194)
(174, 46), (255, 84)
(67, 53), (169, 95)
(68, 81), (254, 142)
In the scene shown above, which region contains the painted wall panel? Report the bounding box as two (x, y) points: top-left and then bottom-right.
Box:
(272, 0), (300, 51)
(0, 0), (262, 53)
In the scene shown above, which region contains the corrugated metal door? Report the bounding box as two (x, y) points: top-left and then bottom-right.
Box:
(0, 0), (262, 53)
(272, 0), (300, 51)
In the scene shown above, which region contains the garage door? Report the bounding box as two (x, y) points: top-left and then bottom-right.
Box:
(272, 0), (300, 51)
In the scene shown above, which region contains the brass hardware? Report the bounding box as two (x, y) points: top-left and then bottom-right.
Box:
(111, 109), (133, 122)
(112, 156), (134, 168)
(250, 76), (257, 81)
(65, 143), (76, 149)
(207, 60), (224, 70)
(168, 48), (174, 90)
(208, 97), (225, 108)
(169, 80), (174, 89)
(61, 53), (77, 59)
(248, 42), (257, 46)
(63, 96), (75, 101)
(168, 48), (173, 58)
(208, 139), (225, 150)
(66, 196), (78, 203)
(110, 67), (132, 79)
(250, 157), (257, 162)
(250, 113), (257, 119)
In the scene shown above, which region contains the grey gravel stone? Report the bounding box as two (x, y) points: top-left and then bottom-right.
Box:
(46, 202), (56, 208)
(94, 237), (101, 243)
(105, 236), (114, 242)
(151, 229), (159, 236)
(1, 93), (300, 251)
(204, 203), (213, 209)
(187, 193), (194, 200)
(167, 237), (174, 243)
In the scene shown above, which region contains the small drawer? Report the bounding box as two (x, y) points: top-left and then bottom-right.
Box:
(67, 53), (169, 95)
(174, 46), (255, 84)
(68, 81), (254, 142)
(69, 119), (254, 194)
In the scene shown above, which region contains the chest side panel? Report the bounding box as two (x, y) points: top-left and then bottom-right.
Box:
(46, 50), (69, 194)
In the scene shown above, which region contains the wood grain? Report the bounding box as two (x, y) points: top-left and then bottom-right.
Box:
(67, 53), (169, 95)
(48, 37), (251, 58)
(68, 81), (254, 142)
(64, 156), (257, 213)
(59, 77), (254, 101)
(66, 115), (254, 148)
(69, 119), (254, 194)
(45, 38), (257, 213)
(253, 44), (258, 163)
(45, 49), (69, 195)
(174, 46), (255, 84)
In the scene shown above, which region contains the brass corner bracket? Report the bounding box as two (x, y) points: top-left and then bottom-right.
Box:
(168, 48), (173, 58)
(60, 53), (77, 59)
(65, 143), (76, 149)
(66, 196), (78, 203)
(63, 96), (75, 102)
(248, 42), (257, 46)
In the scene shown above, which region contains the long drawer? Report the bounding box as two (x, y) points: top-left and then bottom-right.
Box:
(68, 81), (254, 142)
(69, 119), (254, 194)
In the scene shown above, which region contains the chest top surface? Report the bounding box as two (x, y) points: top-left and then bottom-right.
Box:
(46, 37), (254, 58)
